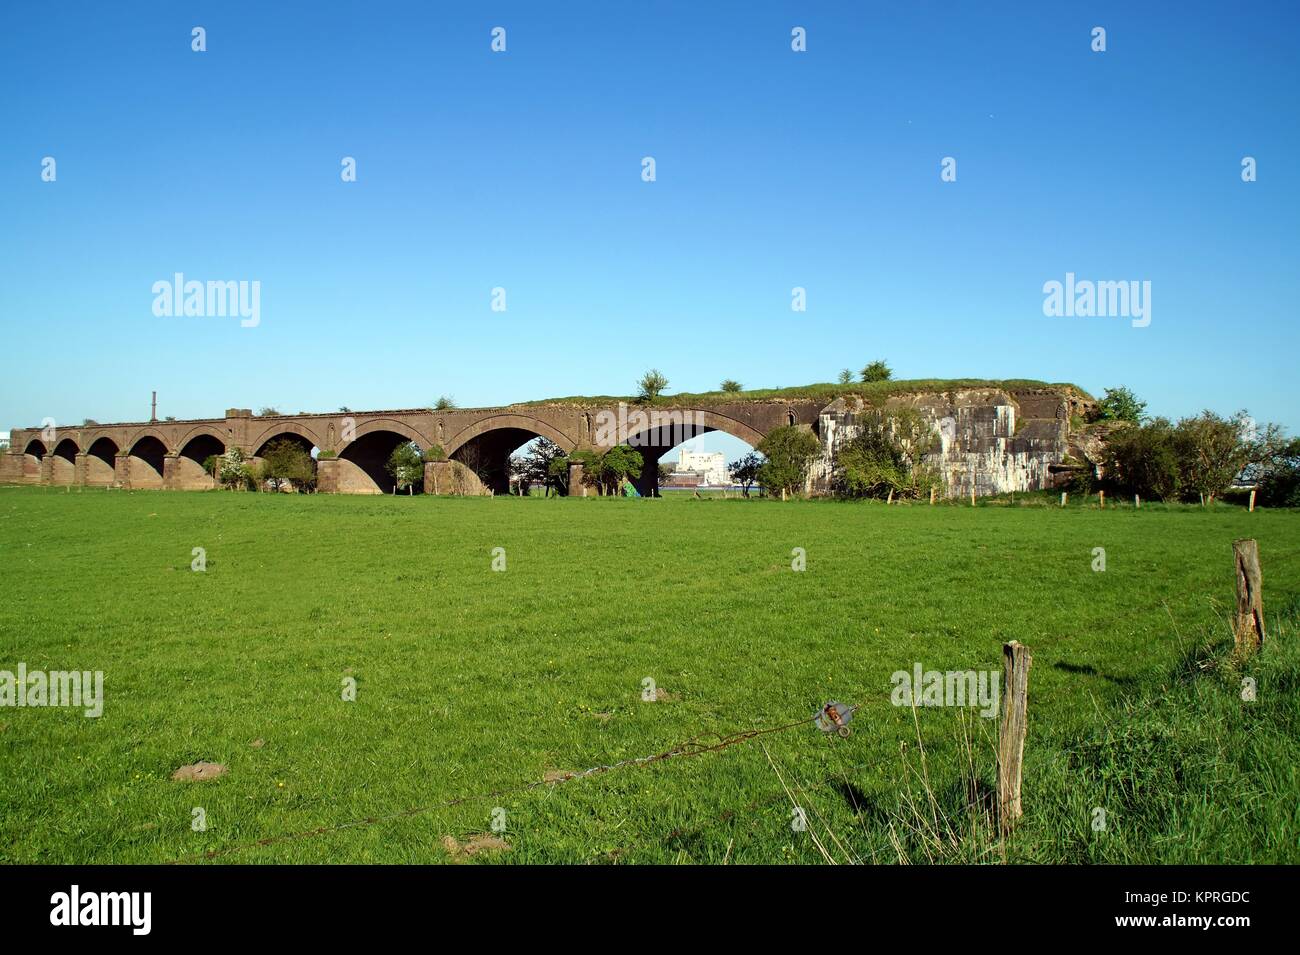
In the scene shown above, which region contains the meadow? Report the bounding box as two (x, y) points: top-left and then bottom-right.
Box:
(0, 485), (1296, 864)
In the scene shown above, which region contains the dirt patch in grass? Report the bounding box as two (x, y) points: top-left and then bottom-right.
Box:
(171, 761), (227, 782)
(441, 834), (510, 861)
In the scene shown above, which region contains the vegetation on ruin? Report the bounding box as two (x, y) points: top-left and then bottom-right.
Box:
(516, 377), (1093, 410)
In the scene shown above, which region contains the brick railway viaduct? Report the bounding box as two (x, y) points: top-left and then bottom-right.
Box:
(2, 400), (822, 497)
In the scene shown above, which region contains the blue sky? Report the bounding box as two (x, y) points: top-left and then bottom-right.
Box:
(2, 1), (1296, 463)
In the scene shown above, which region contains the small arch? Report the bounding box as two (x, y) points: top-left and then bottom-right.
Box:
(127, 435), (168, 488)
(177, 431), (226, 490)
(85, 436), (119, 486)
(50, 438), (79, 485)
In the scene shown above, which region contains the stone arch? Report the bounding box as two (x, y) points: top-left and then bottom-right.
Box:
(84, 436), (119, 486)
(176, 427), (226, 490)
(444, 414), (576, 458)
(616, 408), (768, 497)
(445, 414), (578, 496)
(336, 419), (432, 494)
(126, 433), (169, 489)
(50, 438), (79, 485)
(248, 421), (326, 456)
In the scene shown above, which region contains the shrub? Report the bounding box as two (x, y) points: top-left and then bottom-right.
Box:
(720, 379), (743, 393)
(258, 439), (316, 492)
(637, 369), (669, 402)
(836, 409), (940, 500)
(1255, 438), (1300, 507)
(756, 425), (821, 497)
(729, 451), (763, 497)
(1095, 386), (1147, 424)
(1104, 418), (1180, 501)
(386, 442), (424, 491)
(860, 360), (892, 383)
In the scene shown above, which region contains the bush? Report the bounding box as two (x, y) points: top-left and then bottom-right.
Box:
(756, 426), (821, 497)
(836, 409), (940, 500)
(1256, 438), (1300, 507)
(720, 379), (743, 393)
(729, 451), (763, 497)
(258, 439), (316, 492)
(860, 360), (892, 383)
(386, 442), (424, 491)
(637, 369), (668, 402)
(1104, 418), (1180, 501)
(1095, 386), (1146, 424)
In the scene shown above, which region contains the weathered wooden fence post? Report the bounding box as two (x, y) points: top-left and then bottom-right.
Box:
(1233, 539), (1264, 653)
(1249, 489), (1256, 512)
(1135, 494), (1140, 509)
(970, 486), (976, 506)
(1060, 491), (1067, 507)
(1098, 490), (1105, 509)
(930, 486), (936, 506)
(998, 640), (1032, 833)
(886, 488), (894, 505)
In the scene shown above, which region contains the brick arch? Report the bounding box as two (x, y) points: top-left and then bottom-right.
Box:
(248, 421), (326, 455)
(618, 408), (768, 450)
(338, 417), (434, 453)
(126, 428), (175, 455)
(175, 424), (229, 453)
(444, 414), (577, 456)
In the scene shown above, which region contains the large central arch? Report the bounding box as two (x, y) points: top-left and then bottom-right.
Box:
(446, 414), (576, 496)
(336, 419), (432, 494)
(618, 409), (769, 496)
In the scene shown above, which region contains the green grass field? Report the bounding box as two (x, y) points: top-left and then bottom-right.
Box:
(1, 486), (1297, 864)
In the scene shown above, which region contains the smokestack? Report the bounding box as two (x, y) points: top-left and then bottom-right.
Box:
(151, 391), (157, 422)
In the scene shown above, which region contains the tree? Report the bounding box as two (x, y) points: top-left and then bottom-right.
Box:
(1096, 386), (1147, 424)
(720, 379), (743, 393)
(657, 461), (674, 483)
(433, 396), (456, 410)
(258, 439), (315, 492)
(599, 445), (643, 495)
(258, 406), (282, 417)
(1104, 417), (1181, 501)
(837, 369), (853, 385)
(836, 409), (940, 499)
(756, 426), (821, 497)
(386, 441), (424, 492)
(210, 447), (254, 490)
(1256, 437), (1300, 507)
(514, 438), (567, 496)
(637, 369), (669, 402)
(1174, 410), (1272, 504)
(729, 451), (763, 497)
(860, 360), (892, 383)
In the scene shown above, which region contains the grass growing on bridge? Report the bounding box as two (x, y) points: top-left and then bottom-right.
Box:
(517, 377), (1093, 408)
(0, 486), (1296, 864)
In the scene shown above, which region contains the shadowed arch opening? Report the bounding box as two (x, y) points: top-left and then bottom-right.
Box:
(178, 432), (225, 490)
(339, 430), (424, 494)
(127, 436), (168, 488)
(51, 438), (79, 485)
(85, 437), (119, 486)
(22, 439), (46, 484)
(453, 427), (561, 496)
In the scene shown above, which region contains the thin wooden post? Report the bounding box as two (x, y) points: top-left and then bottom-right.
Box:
(1135, 494), (1140, 509)
(1249, 489), (1256, 512)
(886, 489), (894, 505)
(1060, 491), (1067, 507)
(998, 640), (1032, 833)
(929, 486), (936, 505)
(1233, 539), (1264, 653)
(970, 487), (976, 506)
(1098, 490), (1105, 509)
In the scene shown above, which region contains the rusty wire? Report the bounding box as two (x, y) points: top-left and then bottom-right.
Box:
(170, 702), (859, 864)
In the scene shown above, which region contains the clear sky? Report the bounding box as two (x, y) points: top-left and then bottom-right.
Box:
(2, 2), (1296, 464)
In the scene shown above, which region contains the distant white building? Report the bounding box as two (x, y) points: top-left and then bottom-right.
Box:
(675, 449), (730, 486)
